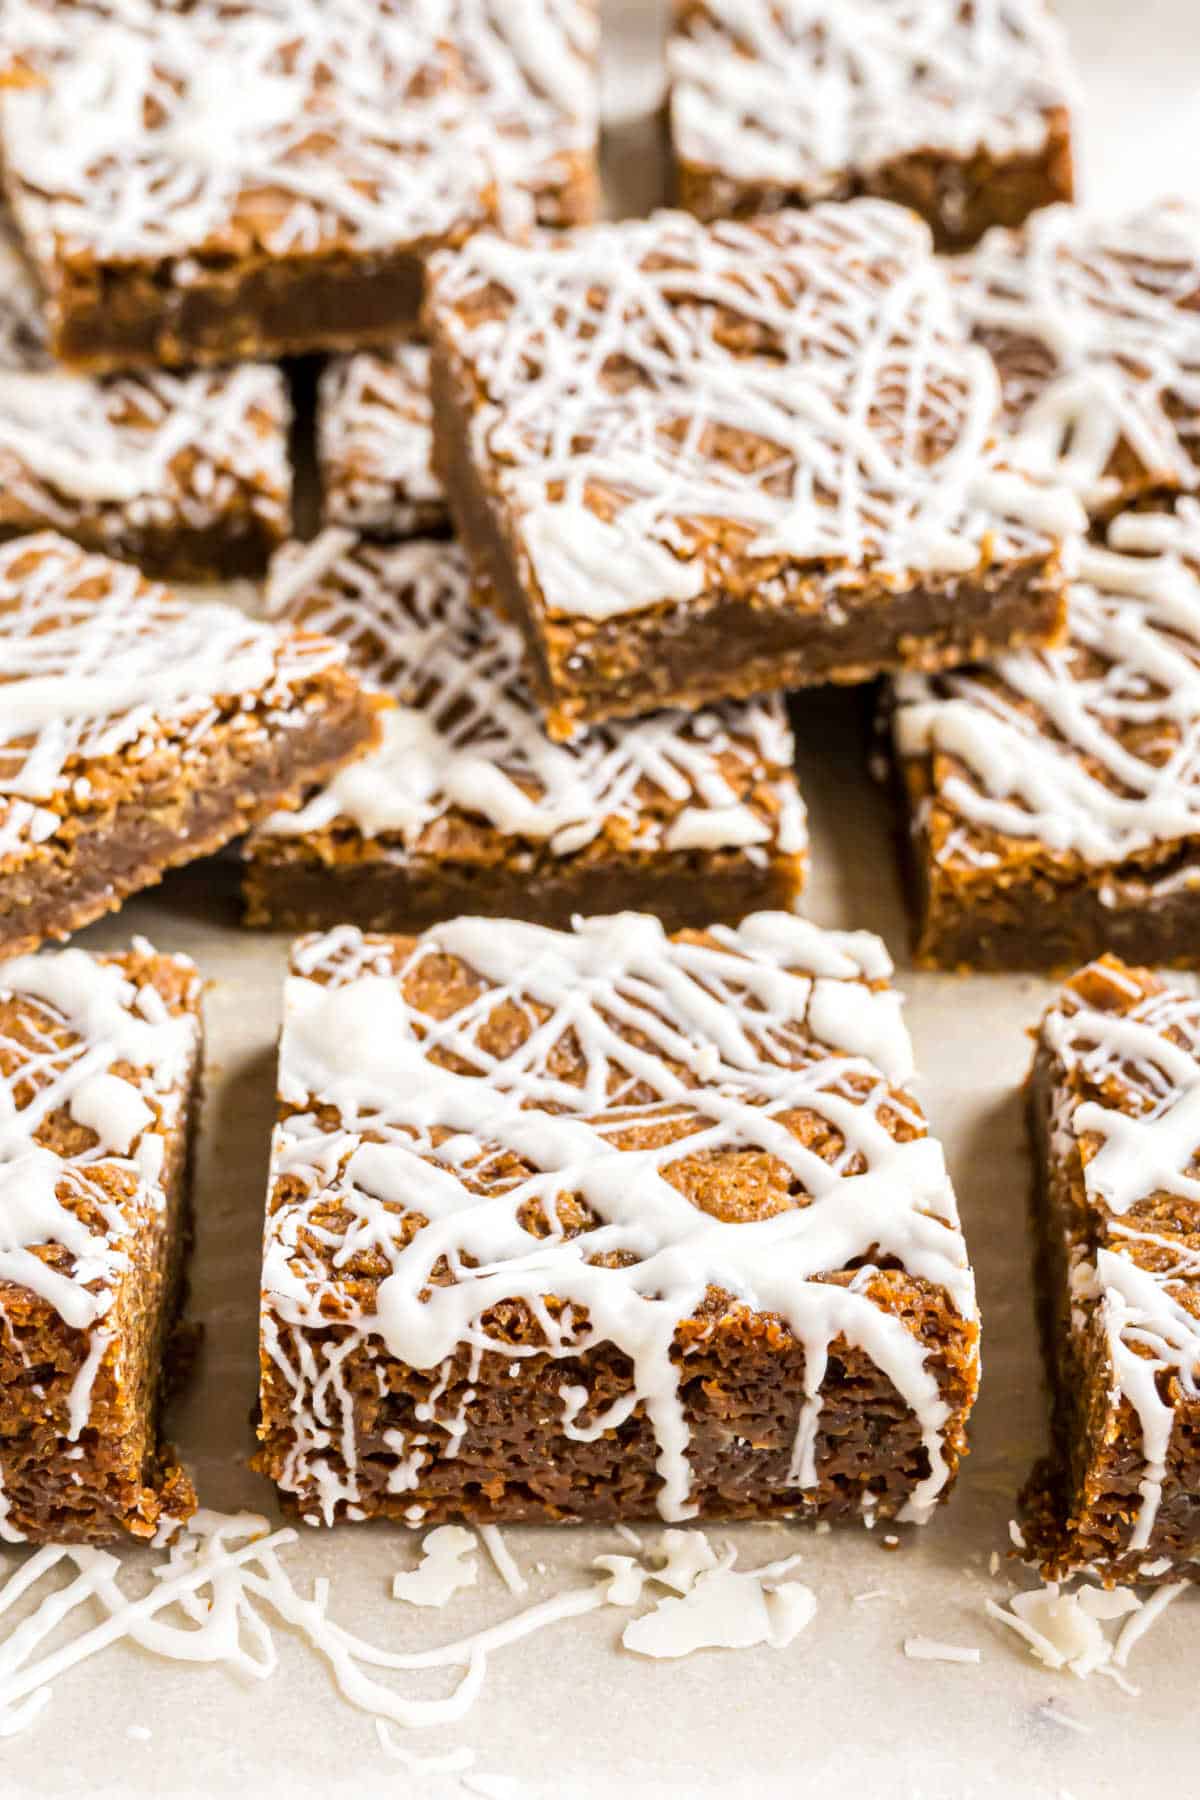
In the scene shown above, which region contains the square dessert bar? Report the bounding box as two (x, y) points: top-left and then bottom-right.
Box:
(426, 200), (1084, 738)
(318, 347), (447, 539)
(891, 502), (1200, 972)
(1025, 955), (1200, 1583)
(256, 912), (979, 1528)
(0, 943), (201, 1543)
(669, 0), (1075, 251)
(0, 532), (380, 958)
(0, 213), (291, 580)
(242, 531), (807, 933)
(955, 201), (1200, 522)
(0, 0), (599, 372)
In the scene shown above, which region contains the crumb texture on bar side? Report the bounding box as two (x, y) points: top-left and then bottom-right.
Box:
(1026, 955), (1200, 1582)
(426, 198), (1082, 726)
(669, 0), (1074, 241)
(256, 912), (979, 1528)
(0, 532), (373, 955)
(955, 200), (1200, 517)
(0, 212), (290, 575)
(0, 943), (201, 1543)
(892, 501), (1200, 968)
(0, 0), (598, 357)
(318, 346), (447, 538)
(243, 530), (806, 927)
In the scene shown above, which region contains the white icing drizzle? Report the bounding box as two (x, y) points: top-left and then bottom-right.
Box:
(427, 200), (1084, 626)
(620, 1550), (815, 1659)
(0, 532), (347, 869)
(0, 945), (199, 1538)
(669, 0), (1075, 191)
(262, 912), (976, 1527)
(893, 502), (1200, 867)
(987, 1575), (1188, 1682)
(252, 530), (806, 863)
(955, 201), (1200, 515)
(902, 1635), (981, 1664)
(1042, 967), (1200, 1564)
(0, 0), (597, 280)
(318, 347), (446, 537)
(0, 213), (289, 549)
(391, 1524), (478, 1607)
(0, 1513), (823, 1738)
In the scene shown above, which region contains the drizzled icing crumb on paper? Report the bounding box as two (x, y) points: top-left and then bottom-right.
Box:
(894, 503), (1200, 869)
(251, 530), (806, 864)
(257, 912), (977, 1529)
(956, 201), (1200, 515)
(670, 0), (1075, 194)
(902, 1634), (981, 1664)
(427, 198), (1083, 628)
(0, 1515), (820, 1739)
(392, 1526), (478, 1608)
(986, 1575), (1188, 1686)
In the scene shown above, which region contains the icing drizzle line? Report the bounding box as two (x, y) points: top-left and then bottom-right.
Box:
(263, 912), (977, 1526)
(427, 200), (1084, 626)
(252, 529), (807, 861)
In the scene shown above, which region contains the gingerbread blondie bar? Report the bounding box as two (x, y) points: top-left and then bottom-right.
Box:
(242, 531), (807, 932)
(256, 913), (979, 1527)
(0, 0), (598, 372)
(318, 347), (447, 539)
(0, 213), (290, 579)
(1024, 956), (1200, 1583)
(955, 200), (1200, 521)
(0, 533), (379, 957)
(891, 503), (1200, 971)
(0, 943), (201, 1543)
(426, 200), (1083, 737)
(669, 0), (1075, 251)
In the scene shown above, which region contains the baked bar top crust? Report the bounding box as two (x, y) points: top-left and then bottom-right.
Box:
(426, 199), (1083, 635)
(0, 0), (598, 275)
(669, 0), (1075, 198)
(0, 212), (290, 564)
(892, 502), (1200, 892)
(1029, 955), (1200, 1579)
(0, 531), (362, 884)
(262, 912), (978, 1525)
(0, 943), (201, 1543)
(318, 346), (446, 537)
(249, 529), (807, 873)
(955, 201), (1200, 518)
